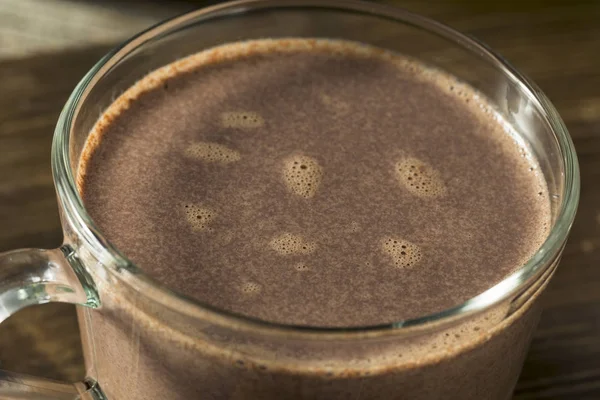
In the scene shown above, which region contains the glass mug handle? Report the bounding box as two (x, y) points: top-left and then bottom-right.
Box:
(0, 246), (106, 399)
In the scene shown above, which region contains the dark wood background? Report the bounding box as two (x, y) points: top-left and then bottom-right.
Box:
(1, 1), (599, 398)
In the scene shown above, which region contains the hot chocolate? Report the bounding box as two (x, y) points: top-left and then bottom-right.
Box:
(77, 38), (551, 399)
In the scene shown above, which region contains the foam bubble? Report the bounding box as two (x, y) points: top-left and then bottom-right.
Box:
(241, 282), (262, 294)
(381, 237), (422, 269)
(221, 111), (264, 129)
(395, 158), (446, 198)
(282, 155), (323, 199)
(270, 233), (316, 256)
(294, 263), (310, 272)
(349, 221), (361, 233)
(184, 204), (216, 231)
(185, 141), (241, 163)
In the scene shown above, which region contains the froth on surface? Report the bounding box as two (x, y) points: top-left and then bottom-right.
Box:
(381, 237), (422, 269)
(348, 221), (361, 233)
(270, 233), (316, 256)
(184, 204), (216, 231)
(294, 263), (310, 271)
(395, 158), (446, 198)
(282, 155), (323, 199)
(185, 141), (241, 163)
(241, 282), (262, 294)
(221, 111), (264, 129)
(79, 37), (552, 327)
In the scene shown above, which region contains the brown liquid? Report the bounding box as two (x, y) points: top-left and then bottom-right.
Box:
(77, 39), (551, 399)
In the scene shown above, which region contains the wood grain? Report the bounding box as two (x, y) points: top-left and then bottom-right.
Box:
(0, 1), (599, 398)
(0, 46), (113, 382)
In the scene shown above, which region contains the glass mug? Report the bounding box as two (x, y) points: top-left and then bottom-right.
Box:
(0, 1), (579, 399)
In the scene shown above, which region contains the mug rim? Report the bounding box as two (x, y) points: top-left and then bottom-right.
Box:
(51, 0), (580, 336)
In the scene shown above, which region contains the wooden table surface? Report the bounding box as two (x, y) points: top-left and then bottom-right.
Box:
(1, 1), (599, 399)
